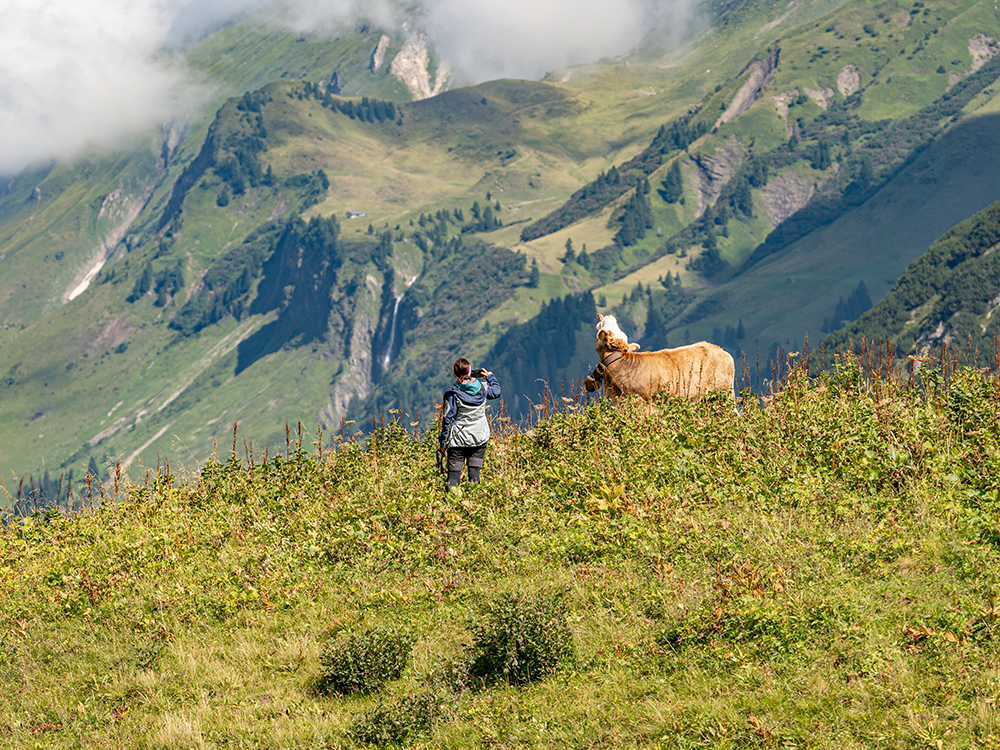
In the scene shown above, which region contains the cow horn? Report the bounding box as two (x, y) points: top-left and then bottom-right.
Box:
(596, 313), (604, 321)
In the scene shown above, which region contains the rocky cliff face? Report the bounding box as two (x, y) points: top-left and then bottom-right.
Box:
(772, 90), (798, 137)
(691, 137), (747, 216)
(765, 173), (816, 227)
(716, 50), (779, 127)
(804, 86), (834, 110)
(970, 34), (999, 72)
(324, 272), (383, 428)
(66, 124), (184, 303)
(389, 33), (451, 101)
(371, 35), (390, 73)
(836, 65), (861, 96)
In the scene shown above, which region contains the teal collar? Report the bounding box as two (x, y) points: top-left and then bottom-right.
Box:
(456, 379), (482, 395)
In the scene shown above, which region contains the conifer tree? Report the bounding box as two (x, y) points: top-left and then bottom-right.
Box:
(561, 238), (575, 264)
(528, 258), (540, 288)
(812, 141), (832, 171)
(128, 263), (153, 303)
(730, 174), (753, 218)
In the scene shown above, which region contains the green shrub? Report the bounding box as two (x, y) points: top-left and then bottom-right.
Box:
(467, 591), (574, 685)
(346, 693), (438, 747)
(317, 625), (414, 695)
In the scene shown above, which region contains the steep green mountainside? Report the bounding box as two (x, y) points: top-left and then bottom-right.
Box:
(821, 198), (1000, 356)
(560, 0), (1000, 361)
(182, 17), (415, 101)
(0, 18), (418, 333)
(3, 0), (1000, 487)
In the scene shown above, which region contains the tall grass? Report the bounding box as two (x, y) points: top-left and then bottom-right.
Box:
(2, 344), (1000, 747)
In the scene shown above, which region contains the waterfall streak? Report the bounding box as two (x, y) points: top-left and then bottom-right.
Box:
(381, 275), (418, 370)
(382, 294), (403, 369)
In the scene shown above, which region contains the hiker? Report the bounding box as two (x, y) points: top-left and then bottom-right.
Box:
(439, 358), (502, 488)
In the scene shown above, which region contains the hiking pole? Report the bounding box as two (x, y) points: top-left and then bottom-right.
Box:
(435, 444), (447, 477)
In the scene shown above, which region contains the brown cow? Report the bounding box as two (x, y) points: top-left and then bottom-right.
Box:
(585, 314), (735, 410)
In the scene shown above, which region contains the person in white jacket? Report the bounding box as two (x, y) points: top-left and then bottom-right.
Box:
(439, 357), (502, 488)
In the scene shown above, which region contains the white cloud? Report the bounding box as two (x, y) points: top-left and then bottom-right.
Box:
(0, 0), (188, 174)
(424, 0), (652, 81)
(0, 0), (695, 175)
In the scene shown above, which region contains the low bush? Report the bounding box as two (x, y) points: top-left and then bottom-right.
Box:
(317, 625), (414, 695)
(346, 692), (438, 747)
(467, 591), (574, 686)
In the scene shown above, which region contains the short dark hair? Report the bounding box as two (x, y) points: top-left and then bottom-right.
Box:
(453, 358), (471, 380)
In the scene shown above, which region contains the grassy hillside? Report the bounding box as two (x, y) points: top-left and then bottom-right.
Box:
(0, 17), (423, 333)
(3, 363), (1000, 747)
(547, 0), (1000, 353)
(657, 109), (1000, 354)
(822, 198), (1000, 358)
(182, 17), (414, 102)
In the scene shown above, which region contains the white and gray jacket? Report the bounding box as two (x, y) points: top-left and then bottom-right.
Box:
(440, 374), (502, 448)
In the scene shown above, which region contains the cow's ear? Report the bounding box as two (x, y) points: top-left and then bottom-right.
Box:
(629, 343), (640, 352)
(596, 313), (604, 322)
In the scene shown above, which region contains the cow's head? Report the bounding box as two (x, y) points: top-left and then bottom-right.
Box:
(596, 313), (640, 357)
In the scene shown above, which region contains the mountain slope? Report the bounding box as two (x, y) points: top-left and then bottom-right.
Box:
(821, 198), (1000, 357)
(2, 0), (1000, 485)
(557, 0), (1000, 359)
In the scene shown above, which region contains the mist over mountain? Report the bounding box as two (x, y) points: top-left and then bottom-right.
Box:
(0, 0), (697, 175)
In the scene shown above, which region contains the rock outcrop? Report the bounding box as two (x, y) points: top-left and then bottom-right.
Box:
(691, 137), (747, 216)
(804, 85), (835, 110)
(969, 34), (999, 72)
(371, 35), (390, 73)
(389, 33), (451, 101)
(772, 89), (798, 137)
(325, 273), (383, 427)
(837, 65), (861, 97)
(765, 174), (816, 227)
(67, 124), (182, 302)
(716, 50), (779, 127)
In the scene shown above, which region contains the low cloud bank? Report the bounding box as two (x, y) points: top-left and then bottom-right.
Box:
(1, 0), (695, 175)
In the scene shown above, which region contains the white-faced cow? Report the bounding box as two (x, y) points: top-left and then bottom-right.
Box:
(584, 314), (735, 410)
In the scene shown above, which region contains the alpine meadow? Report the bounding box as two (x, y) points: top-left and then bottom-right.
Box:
(3, 0), (1000, 746)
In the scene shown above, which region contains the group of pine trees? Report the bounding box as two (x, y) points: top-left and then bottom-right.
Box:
(486, 292), (597, 415)
(521, 166), (631, 242)
(712, 319), (746, 350)
(658, 161), (683, 203)
(410, 199), (502, 251)
(13, 457), (106, 513)
(298, 81), (400, 125)
(614, 178), (654, 247)
(284, 169), (330, 207)
(461, 200), (502, 233)
(821, 280), (873, 333)
(126, 262), (184, 306)
(559, 238), (592, 270)
(215, 97), (270, 197)
(170, 221), (288, 336)
(520, 111), (708, 243)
